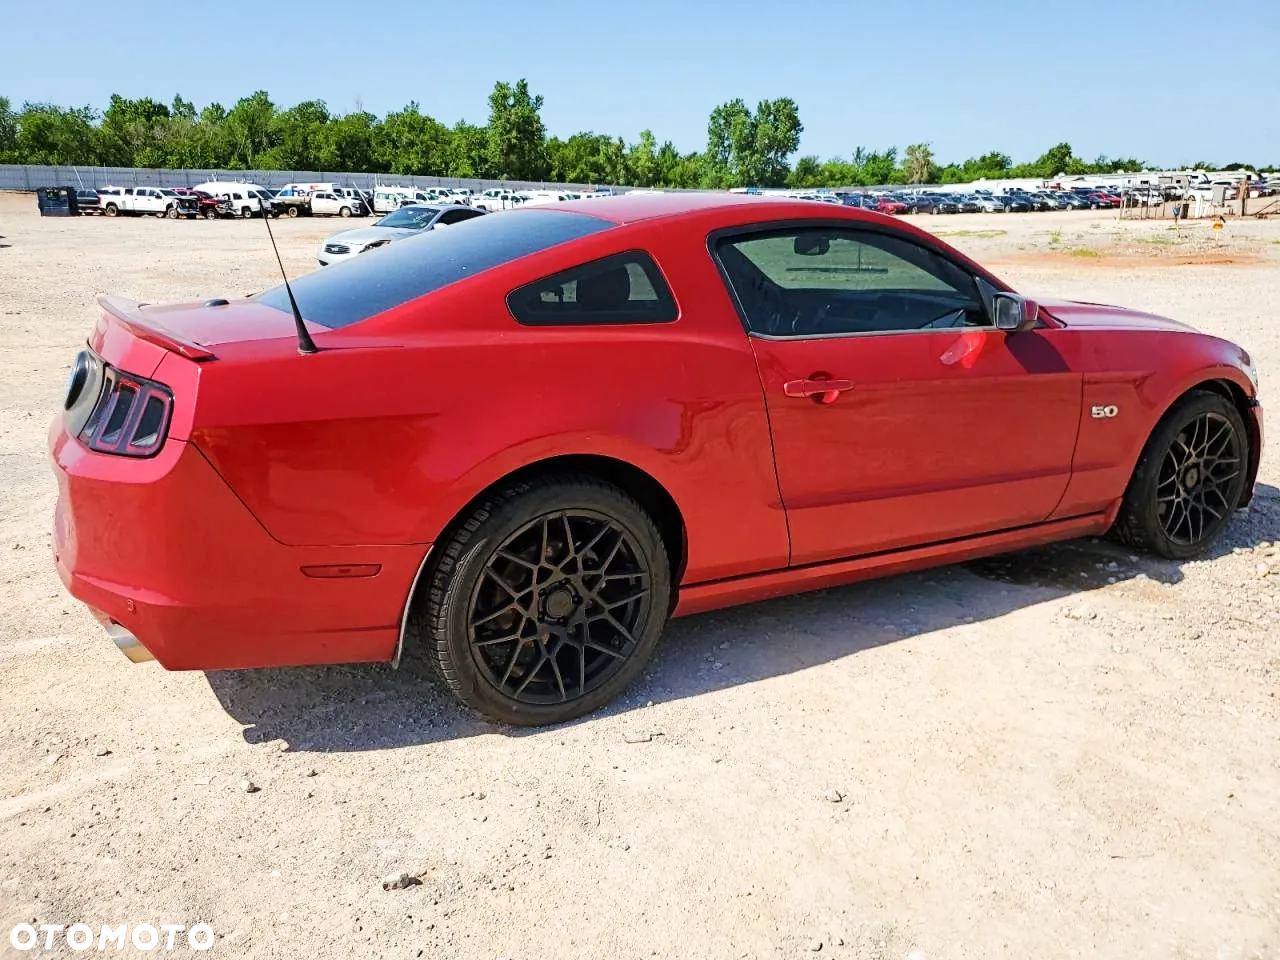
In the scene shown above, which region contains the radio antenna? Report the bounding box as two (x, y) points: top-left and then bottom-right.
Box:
(261, 204), (318, 355)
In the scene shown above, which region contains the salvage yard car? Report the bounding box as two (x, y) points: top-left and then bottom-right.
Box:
(97, 186), (200, 219)
(192, 181), (279, 218)
(316, 203), (486, 265)
(51, 194), (1263, 725)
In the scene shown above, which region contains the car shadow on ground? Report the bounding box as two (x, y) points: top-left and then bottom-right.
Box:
(206, 484), (1279, 753)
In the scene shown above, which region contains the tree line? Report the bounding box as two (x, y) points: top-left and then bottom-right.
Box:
(0, 82), (1270, 188)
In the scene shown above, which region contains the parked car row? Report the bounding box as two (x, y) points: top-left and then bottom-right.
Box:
(835, 186), (1132, 214)
(831, 179), (1274, 215)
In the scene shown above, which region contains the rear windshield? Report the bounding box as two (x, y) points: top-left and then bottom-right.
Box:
(258, 209), (612, 329)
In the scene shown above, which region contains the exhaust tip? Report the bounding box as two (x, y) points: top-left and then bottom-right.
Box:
(107, 622), (155, 663)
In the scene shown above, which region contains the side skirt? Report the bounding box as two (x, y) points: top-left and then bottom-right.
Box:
(672, 513), (1112, 618)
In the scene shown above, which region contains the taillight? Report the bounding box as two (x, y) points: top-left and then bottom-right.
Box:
(77, 363), (173, 457)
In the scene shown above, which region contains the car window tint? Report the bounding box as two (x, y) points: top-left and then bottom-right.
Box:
(258, 209), (612, 329)
(437, 209), (480, 225)
(715, 227), (986, 337)
(507, 251), (677, 327)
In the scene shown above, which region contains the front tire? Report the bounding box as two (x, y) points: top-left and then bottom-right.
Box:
(241, 207), (253, 219)
(1113, 391), (1248, 560)
(420, 476), (671, 726)
(339, 206), (352, 218)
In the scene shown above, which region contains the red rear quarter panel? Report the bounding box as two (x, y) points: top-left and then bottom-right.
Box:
(191, 216), (792, 584)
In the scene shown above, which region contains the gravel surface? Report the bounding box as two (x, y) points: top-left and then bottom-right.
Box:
(1, 195), (1277, 959)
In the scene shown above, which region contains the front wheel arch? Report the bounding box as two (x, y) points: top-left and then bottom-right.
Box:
(1112, 386), (1251, 557)
(1190, 378), (1262, 507)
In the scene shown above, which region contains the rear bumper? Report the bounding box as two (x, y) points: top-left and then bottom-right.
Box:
(50, 419), (427, 670)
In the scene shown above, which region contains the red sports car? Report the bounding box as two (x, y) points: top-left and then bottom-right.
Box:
(51, 194), (1263, 724)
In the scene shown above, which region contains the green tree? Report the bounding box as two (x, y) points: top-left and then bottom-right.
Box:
(903, 143), (936, 183)
(703, 97), (802, 187)
(317, 111), (378, 172)
(626, 129), (659, 187)
(222, 91), (276, 167)
(486, 79), (547, 180)
(375, 103), (450, 175)
(446, 121), (490, 178)
(786, 155), (823, 187)
(0, 96), (17, 161)
(15, 103), (98, 164)
(850, 146), (898, 186)
(548, 132), (626, 185)
(1034, 142), (1077, 178)
(170, 95), (196, 121)
(259, 100), (330, 170)
(98, 94), (171, 165)
(752, 97), (803, 185)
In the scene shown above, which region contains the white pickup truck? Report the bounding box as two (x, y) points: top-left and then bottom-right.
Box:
(192, 182), (279, 219)
(97, 186), (199, 218)
(473, 188), (524, 212)
(309, 191), (359, 217)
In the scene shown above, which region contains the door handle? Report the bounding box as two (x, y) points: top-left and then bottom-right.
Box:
(782, 378), (853, 404)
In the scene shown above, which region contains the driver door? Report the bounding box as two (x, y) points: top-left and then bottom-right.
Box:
(715, 224), (1082, 566)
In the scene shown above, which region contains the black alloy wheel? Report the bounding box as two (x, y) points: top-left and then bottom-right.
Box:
(468, 511), (650, 704)
(1114, 391), (1249, 559)
(1153, 410), (1242, 547)
(420, 477), (671, 725)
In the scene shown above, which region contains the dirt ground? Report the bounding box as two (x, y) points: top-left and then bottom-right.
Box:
(1, 193), (1278, 959)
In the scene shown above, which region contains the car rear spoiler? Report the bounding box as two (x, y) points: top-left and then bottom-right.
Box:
(97, 295), (218, 362)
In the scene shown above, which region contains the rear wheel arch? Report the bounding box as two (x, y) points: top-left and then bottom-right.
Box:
(429, 454), (687, 590)
(397, 454), (687, 671)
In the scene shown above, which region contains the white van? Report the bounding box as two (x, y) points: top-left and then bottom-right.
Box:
(193, 182), (275, 218)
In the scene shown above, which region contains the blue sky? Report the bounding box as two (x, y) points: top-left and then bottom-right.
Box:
(2, 0), (1276, 166)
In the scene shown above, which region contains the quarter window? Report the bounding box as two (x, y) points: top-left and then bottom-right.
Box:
(507, 251), (677, 326)
(715, 227), (987, 337)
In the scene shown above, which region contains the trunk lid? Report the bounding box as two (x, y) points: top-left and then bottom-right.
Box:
(93, 295), (322, 362)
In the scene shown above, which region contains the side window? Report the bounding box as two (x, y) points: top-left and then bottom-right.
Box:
(437, 209), (479, 225)
(715, 227), (986, 337)
(507, 251), (677, 327)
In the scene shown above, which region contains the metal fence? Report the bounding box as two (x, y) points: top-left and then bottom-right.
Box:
(0, 164), (631, 195)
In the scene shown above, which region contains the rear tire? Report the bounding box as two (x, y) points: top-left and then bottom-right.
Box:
(286, 205), (299, 218)
(241, 207), (253, 219)
(1112, 391), (1248, 560)
(419, 476), (671, 726)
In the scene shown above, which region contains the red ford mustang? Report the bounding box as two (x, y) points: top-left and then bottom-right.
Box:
(51, 194), (1263, 724)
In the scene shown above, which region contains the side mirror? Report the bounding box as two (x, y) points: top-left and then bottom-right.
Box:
(992, 293), (1039, 332)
